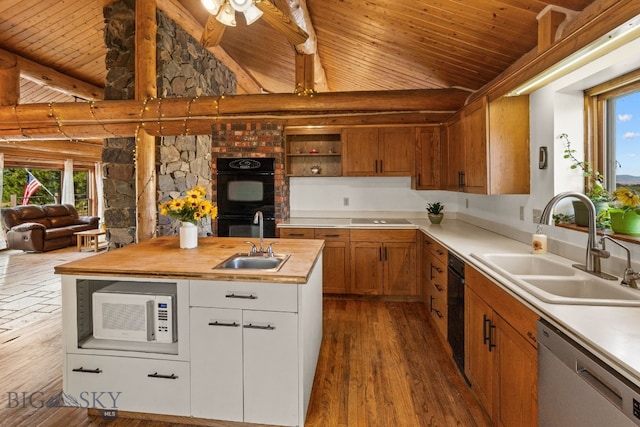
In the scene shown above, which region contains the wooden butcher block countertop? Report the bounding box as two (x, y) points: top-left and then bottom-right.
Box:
(54, 236), (324, 284)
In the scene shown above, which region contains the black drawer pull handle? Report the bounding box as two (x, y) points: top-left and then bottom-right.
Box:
(243, 323), (275, 330)
(226, 293), (257, 299)
(289, 233), (305, 237)
(72, 367), (102, 374)
(147, 372), (178, 380)
(208, 321), (240, 327)
(323, 234), (340, 238)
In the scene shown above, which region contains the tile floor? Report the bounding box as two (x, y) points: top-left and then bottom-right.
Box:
(0, 246), (98, 338)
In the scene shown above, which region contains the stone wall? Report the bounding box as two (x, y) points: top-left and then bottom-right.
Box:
(103, 0), (237, 245)
(103, 0), (136, 247)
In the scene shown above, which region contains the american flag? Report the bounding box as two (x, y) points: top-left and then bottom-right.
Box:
(22, 172), (42, 205)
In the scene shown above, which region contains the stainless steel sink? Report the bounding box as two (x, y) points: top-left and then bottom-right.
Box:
(213, 253), (290, 272)
(472, 253), (640, 306)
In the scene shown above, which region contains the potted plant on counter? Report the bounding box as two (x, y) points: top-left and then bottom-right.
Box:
(561, 133), (611, 228)
(610, 187), (640, 236)
(426, 202), (444, 224)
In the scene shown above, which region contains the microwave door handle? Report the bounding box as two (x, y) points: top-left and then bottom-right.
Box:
(147, 300), (155, 341)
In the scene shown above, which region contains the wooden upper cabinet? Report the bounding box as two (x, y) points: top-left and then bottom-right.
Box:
(414, 126), (441, 190)
(443, 95), (530, 194)
(379, 127), (415, 176)
(463, 97), (489, 194)
(342, 128), (379, 175)
(487, 95), (530, 194)
(443, 113), (465, 191)
(343, 127), (415, 176)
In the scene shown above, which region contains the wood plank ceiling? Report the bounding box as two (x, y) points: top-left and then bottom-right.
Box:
(0, 0), (597, 167)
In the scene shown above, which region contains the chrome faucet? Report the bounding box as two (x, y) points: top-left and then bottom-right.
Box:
(539, 192), (616, 280)
(253, 210), (264, 253)
(601, 235), (640, 288)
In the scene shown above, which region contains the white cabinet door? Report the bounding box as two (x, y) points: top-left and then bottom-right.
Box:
(65, 354), (190, 416)
(190, 307), (243, 421)
(243, 310), (299, 426)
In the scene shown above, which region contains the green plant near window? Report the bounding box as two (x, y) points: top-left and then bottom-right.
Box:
(560, 133), (611, 203)
(560, 133), (612, 229)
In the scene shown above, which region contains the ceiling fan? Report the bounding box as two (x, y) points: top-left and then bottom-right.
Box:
(200, 0), (309, 47)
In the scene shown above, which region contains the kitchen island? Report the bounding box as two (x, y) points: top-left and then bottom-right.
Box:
(55, 236), (324, 427)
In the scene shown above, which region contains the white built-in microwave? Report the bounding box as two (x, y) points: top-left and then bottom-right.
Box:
(92, 282), (177, 343)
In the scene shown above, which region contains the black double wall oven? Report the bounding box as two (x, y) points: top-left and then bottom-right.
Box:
(216, 157), (276, 238)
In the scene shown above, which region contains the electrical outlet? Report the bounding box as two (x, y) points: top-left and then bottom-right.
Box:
(520, 206), (525, 221)
(343, 197), (349, 207)
(533, 209), (542, 223)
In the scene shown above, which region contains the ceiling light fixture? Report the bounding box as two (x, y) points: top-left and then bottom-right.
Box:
(201, 0), (263, 27)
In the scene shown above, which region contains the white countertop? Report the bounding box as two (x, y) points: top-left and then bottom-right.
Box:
(281, 216), (640, 387)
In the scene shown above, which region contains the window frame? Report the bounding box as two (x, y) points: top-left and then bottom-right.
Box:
(586, 68), (640, 192)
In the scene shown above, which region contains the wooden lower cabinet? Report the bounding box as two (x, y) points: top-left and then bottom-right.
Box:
(465, 265), (538, 427)
(279, 227), (350, 293)
(350, 229), (417, 296)
(421, 233), (448, 340)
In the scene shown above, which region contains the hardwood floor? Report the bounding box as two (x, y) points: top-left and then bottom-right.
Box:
(306, 297), (491, 427)
(0, 248), (491, 427)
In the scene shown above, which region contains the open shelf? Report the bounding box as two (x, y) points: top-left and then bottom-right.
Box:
(285, 128), (342, 177)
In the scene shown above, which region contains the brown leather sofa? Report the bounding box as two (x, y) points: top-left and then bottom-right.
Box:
(1, 204), (100, 252)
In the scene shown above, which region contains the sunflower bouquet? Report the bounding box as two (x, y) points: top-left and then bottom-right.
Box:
(612, 187), (640, 213)
(159, 186), (217, 224)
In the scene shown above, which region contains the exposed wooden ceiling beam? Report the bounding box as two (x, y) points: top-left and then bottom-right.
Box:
(157, 0), (263, 94)
(278, 0), (329, 92)
(0, 140), (102, 167)
(0, 89), (469, 140)
(0, 48), (104, 101)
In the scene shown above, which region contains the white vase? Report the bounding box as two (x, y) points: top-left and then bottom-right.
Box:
(179, 222), (198, 249)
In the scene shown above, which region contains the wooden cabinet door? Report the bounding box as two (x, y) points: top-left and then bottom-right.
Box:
(487, 95), (530, 194)
(243, 310), (298, 426)
(190, 307), (244, 421)
(350, 242), (383, 295)
(495, 315), (538, 427)
(463, 97), (488, 194)
(321, 240), (350, 294)
(465, 287), (495, 414)
(343, 128), (379, 175)
(379, 127), (414, 176)
(443, 115), (465, 191)
(383, 241), (417, 295)
(415, 126), (441, 189)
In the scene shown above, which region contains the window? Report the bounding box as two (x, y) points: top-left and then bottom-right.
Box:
(586, 69), (640, 192)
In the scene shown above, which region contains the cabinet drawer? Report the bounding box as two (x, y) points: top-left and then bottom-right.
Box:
(279, 228), (314, 239)
(190, 280), (298, 312)
(429, 257), (447, 292)
(314, 228), (349, 241)
(422, 233), (447, 264)
(65, 354), (190, 416)
(428, 292), (448, 339)
(351, 228), (416, 242)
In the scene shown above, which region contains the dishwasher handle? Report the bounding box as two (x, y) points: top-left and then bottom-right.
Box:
(577, 360), (623, 409)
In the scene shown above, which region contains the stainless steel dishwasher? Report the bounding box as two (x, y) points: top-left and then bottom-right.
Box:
(538, 319), (640, 426)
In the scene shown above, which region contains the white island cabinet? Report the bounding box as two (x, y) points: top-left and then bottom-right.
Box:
(57, 237), (324, 427)
(190, 262), (323, 426)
